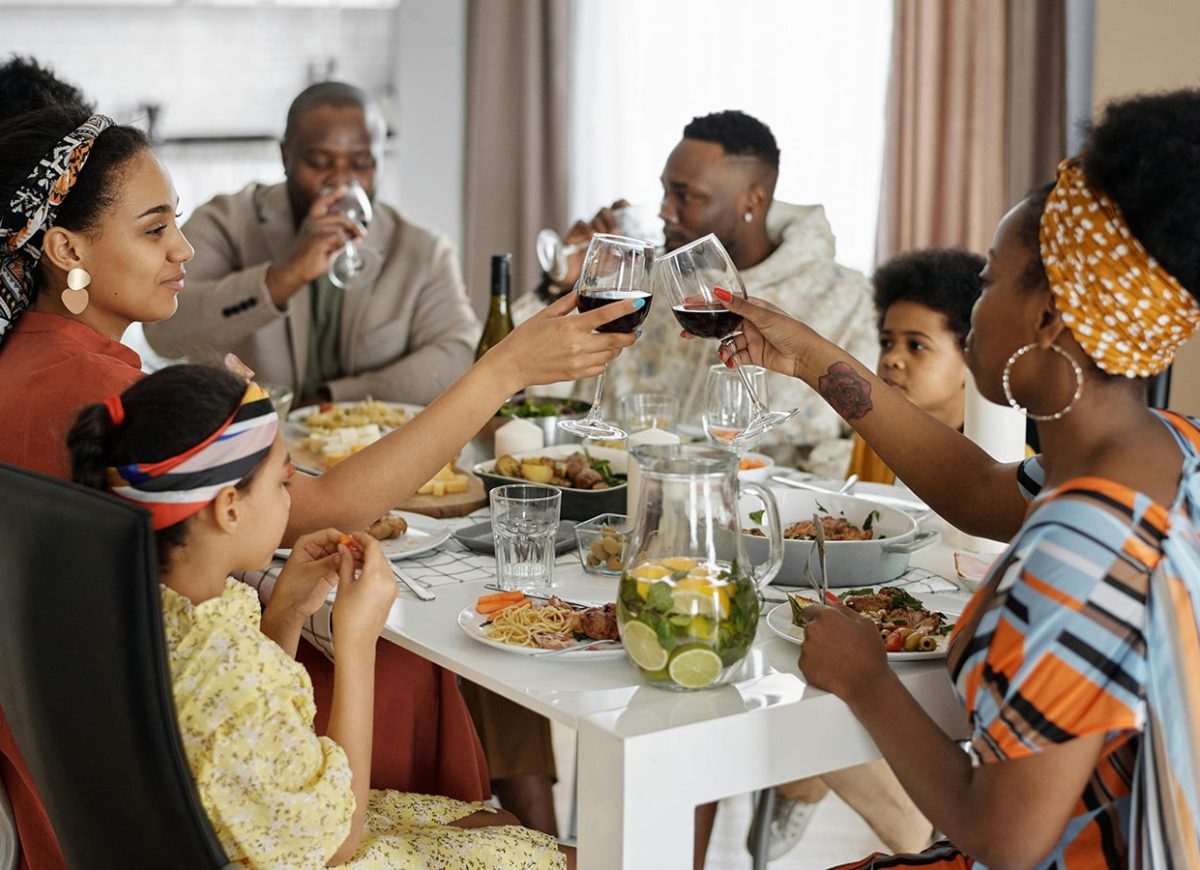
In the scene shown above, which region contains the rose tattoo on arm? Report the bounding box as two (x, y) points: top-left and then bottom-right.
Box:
(817, 361), (873, 420)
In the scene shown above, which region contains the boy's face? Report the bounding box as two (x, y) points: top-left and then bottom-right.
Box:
(878, 300), (968, 428)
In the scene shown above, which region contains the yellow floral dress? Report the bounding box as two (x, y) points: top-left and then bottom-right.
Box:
(161, 579), (565, 869)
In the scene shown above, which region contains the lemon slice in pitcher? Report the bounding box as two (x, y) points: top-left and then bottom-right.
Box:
(622, 621), (668, 672)
(668, 647), (723, 689)
(670, 578), (731, 619)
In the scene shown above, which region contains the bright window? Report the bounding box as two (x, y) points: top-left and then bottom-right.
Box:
(568, 0), (893, 274)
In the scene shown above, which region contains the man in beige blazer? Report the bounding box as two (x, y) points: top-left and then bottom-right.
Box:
(144, 81), (480, 405)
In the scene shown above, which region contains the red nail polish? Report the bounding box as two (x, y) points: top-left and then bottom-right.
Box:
(725, 358), (734, 368)
(713, 287), (733, 302)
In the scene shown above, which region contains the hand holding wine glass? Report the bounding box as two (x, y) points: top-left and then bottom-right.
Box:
(483, 289), (639, 393)
(557, 234), (655, 440)
(327, 179), (380, 289)
(266, 184), (364, 306)
(658, 233), (801, 444)
(713, 293), (822, 381)
(536, 203), (664, 287)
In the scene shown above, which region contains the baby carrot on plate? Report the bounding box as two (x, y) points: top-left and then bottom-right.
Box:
(477, 590), (525, 606)
(476, 591), (527, 614)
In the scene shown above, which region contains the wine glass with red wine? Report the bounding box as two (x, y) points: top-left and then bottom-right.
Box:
(557, 233), (655, 440)
(658, 233), (799, 444)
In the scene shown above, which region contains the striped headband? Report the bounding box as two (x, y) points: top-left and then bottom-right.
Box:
(1040, 158), (1200, 378)
(105, 383), (279, 530)
(0, 114), (114, 346)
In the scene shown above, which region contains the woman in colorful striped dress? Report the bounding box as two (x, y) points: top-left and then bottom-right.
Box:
(714, 88), (1200, 868)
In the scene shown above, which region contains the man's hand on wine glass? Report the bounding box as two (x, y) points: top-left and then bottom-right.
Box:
(490, 289), (638, 391)
(559, 198), (631, 289)
(711, 292), (814, 381)
(266, 185), (363, 305)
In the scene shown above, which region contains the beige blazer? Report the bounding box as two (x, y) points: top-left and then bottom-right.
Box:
(143, 182), (481, 404)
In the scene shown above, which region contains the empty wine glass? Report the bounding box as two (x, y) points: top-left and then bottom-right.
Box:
(702, 363), (767, 450)
(557, 234), (655, 440)
(536, 204), (664, 283)
(658, 233), (800, 444)
(327, 179), (378, 289)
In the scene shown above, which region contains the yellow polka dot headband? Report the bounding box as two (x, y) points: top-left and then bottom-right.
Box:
(1039, 158), (1200, 378)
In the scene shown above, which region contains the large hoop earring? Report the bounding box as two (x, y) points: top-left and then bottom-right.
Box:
(1002, 342), (1083, 421)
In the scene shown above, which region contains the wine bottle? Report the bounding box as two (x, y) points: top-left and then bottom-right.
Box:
(475, 253), (515, 361)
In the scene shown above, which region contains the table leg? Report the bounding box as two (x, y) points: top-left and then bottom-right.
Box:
(575, 719), (696, 870)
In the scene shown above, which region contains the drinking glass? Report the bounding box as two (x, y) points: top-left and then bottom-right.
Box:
(536, 204), (664, 283)
(702, 363), (767, 450)
(557, 234), (655, 440)
(490, 484), (562, 592)
(657, 233), (800, 444)
(619, 393), (680, 435)
(326, 179), (379, 289)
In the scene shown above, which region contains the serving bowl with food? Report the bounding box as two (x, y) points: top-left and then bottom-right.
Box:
(741, 488), (938, 587)
(736, 452), (775, 483)
(574, 513), (630, 575)
(471, 396), (591, 459)
(473, 444), (627, 521)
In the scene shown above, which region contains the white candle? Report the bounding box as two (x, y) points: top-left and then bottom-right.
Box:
(625, 427), (681, 516)
(960, 371), (1027, 552)
(494, 418), (544, 458)
(963, 371), (1026, 462)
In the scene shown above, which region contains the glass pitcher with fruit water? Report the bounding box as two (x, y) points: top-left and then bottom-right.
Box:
(617, 444), (784, 690)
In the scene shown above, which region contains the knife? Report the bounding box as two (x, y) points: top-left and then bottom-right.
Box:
(392, 563), (436, 601)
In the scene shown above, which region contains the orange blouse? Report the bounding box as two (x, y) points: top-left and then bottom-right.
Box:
(0, 311), (142, 479)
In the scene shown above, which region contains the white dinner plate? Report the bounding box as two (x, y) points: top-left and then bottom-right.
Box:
(274, 511), (451, 561)
(287, 400), (424, 427)
(765, 591), (964, 661)
(456, 605), (626, 660)
(284, 400), (424, 445)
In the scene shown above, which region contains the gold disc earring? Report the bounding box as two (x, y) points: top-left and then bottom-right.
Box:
(62, 267), (91, 315)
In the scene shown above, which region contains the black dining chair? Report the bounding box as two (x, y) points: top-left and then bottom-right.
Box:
(0, 462), (235, 870)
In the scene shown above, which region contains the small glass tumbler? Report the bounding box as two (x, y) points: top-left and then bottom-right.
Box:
(489, 484), (562, 592)
(618, 393), (680, 435)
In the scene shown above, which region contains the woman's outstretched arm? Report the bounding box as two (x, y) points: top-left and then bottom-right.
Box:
(717, 292), (1028, 541)
(283, 291), (638, 542)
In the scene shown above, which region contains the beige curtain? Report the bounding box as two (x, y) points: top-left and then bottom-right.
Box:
(876, 0), (1066, 262)
(463, 0), (571, 316)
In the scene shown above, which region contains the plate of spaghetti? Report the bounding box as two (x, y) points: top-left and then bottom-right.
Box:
(457, 592), (625, 658)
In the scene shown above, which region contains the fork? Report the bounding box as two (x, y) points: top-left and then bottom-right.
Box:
(812, 512), (829, 604)
(534, 639), (620, 657)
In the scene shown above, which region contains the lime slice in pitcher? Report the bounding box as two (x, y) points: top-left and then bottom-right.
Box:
(668, 647), (723, 689)
(623, 621), (668, 672)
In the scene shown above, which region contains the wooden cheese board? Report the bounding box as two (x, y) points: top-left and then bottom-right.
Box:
(287, 441), (486, 519)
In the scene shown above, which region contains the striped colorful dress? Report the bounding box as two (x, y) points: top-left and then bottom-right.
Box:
(837, 411), (1200, 869)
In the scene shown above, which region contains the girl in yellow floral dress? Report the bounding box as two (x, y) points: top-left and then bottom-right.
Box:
(68, 364), (570, 870)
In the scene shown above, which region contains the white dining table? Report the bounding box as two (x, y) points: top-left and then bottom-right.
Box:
(378, 508), (972, 869)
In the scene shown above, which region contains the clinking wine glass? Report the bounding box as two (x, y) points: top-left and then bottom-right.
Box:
(658, 233), (800, 444)
(327, 179), (378, 289)
(536, 204), (664, 283)
(556, 233), (656, 441)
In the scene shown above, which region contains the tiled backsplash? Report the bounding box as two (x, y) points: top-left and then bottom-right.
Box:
(0, 6), (396, 138)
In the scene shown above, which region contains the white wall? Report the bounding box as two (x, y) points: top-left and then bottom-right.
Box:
(0, 6), (395, 139)
(389, 0), (467, 256)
